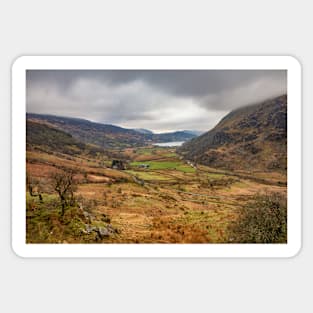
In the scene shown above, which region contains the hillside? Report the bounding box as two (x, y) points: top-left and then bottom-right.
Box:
(26, 120), (105, 156)
(178, 95), (287, 172)
(27, 113), (196, 149)
(153, 131), (196, 142)
(134, 128), (154, 135)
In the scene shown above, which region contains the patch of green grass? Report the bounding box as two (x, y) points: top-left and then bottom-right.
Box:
(179, 209), (236, 242)
(163, 152), (177, 157)
(26, 192), (118, 243)
(26, 192), (59, 205)
(207, 173), (225, 179)
(232, 181), (249, 188)
(176, 164), (196, 173)
(101, 160), (112, 167)
(135, 148), (156, 155)
(131, 160), (195, 173)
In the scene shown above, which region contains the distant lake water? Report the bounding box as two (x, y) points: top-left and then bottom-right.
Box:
(153, 141), (185, 147)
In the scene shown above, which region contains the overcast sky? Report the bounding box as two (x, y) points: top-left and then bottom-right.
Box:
(26, 70), (287, 133)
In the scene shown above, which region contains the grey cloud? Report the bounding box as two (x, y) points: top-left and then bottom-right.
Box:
(26, 69), (287, 132)
(27, 69), (286, 100)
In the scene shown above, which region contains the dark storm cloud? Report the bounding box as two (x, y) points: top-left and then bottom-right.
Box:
(27, 69), (286, 100)
(26, 69), (287, 132)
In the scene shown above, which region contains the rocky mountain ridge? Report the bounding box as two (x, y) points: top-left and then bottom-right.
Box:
(178, 95), (287, 172)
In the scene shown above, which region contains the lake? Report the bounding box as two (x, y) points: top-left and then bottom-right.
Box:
(153, 141), (185, 147)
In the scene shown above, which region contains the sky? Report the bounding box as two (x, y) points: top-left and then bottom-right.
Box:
(26, 70), (287, 133)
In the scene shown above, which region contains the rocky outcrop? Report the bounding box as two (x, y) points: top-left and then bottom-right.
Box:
(178, 95), (287, 172)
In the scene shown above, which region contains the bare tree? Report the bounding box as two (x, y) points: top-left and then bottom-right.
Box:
(52, 170), (77, 216)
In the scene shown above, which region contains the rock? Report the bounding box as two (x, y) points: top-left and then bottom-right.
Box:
(83, 211), (89, 218)
(243, 143), (261, 155)
(84, 224), (119, 239)
(98, 227), (110, 238)
(107, 224), (118, 234)
(85, 224), (96, 234)
(242, 133), (257, 142)
(83, 210), (95, 223)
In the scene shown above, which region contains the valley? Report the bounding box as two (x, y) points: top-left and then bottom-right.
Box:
(26, 136), (287, 244)
(26, 95), (287, 244)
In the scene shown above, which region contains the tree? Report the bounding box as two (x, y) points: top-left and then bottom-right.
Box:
(52, 170), (77, 216)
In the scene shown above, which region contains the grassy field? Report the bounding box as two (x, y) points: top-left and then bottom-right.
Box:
(26, 146), (287, 243)
(131, 160), (196, 173)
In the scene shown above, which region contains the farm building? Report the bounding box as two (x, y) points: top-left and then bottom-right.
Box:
(111, 159), (126, 170)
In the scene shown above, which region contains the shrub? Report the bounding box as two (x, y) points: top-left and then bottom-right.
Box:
(228, 193), (287, 243)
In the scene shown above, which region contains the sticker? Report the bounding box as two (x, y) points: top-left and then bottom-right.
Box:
(12, 56), (301, 257)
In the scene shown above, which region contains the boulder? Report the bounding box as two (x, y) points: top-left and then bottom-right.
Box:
(98, 227), (110, 238)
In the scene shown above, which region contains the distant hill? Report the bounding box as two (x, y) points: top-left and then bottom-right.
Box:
(153, 131), (196, 142)
(182, 130), (204, 136)
(27, 120), (87, 155)
(134, 128), (154, 135)
(178, 95), (287, 172)
(27, 113), (197, 149)
(27, 113), (146, 149)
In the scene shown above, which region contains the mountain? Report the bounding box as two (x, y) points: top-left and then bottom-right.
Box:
(177, 95), (287, 172)
(27, 120), (87, 155)
(134, 128), (154, 135)
(134, 129), (197, 142)
(26, 113), (197, 149)
(182, 130), (204, 136)
(153, 131), (196, 142)
(27, 113), (147, 149)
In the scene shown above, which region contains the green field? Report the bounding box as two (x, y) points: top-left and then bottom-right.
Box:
(130, 160), (196, 173)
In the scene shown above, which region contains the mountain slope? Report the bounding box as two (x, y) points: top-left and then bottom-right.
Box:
(27, 113), (146, 149)
(26, 120), (107, 157)
(183, 130), (204, 136)
(153, 131), (195, 142)
(27, 120), (86, 154)
(27, 113), (197, 148)
(178, 95), (287, 172)
(134, 128), (154, 135)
